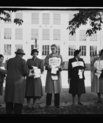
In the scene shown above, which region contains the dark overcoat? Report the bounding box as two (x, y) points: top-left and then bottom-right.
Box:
(4, 56), (29, 104)
(25, 57), (44, 97)
(68, 57), (86, 95)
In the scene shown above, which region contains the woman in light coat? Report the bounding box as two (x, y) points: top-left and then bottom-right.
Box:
(91, 49), (103, 103)
(44, 44), (63, 108)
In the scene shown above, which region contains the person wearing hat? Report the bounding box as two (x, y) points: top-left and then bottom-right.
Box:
(4, 49), (29, 114)
(91, 49), (103, 103)
(68, 49), (86, 105)
(25, 49), (44, 108)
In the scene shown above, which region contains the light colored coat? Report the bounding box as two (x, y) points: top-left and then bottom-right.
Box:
(91, 58), (103, 93)
(4, 56), (29, 104)
(44, 53), (63, 94)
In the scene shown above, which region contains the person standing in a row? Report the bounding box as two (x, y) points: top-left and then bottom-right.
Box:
(0, 54), (7, 107)
(44, 44), (63, 108)
(25, 49), (44, 108)
(68, 49), (86, 105)
(4, 49), (29, 114)
(91, 49), (103, 103)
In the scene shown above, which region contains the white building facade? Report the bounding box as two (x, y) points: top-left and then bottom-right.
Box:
(0, 9), (103, 64)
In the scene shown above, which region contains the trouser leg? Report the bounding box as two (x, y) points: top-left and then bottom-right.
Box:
(6, 102), (14, 114)
(46, 93), (52, 106)
(14, 103), (23, 114)
(54, 93), (60, 107)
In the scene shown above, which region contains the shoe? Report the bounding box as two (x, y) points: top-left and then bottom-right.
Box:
(55, 106), (60, 108)
(78, 102), (83, 105)
(96, 100), (102, 104)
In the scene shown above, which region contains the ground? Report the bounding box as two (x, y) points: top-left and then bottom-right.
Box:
(1, 87), (103, 115)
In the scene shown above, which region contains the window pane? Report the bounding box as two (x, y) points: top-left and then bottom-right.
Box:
(79, 30), (87, 41)
(15, 28), (23, 40)
(53, 29), (60, 40)
(31, 29), (39, 40)
(53, 13), (61, 25)
(79, 46), (86, 56)
(42, 13), (50, 24)
(4, 28), (11, 39)
(42, 45), (49, 55)
(31, 13), (39, 24)
(42, 29), (50, 40)
(15, 44), (23, 51)
(90, 46), (97, 56)
(4, 44), (11, 55)
(15, 12), (23, 20)
(68, 45), (76, 56)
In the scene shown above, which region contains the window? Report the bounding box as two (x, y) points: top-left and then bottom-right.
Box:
(15, 28), (23, 40)
(31, 29), (39, 40)
(4, 28), (11, 39)
(42, 29), (50, 40)
(53, 13), (61, 25)
(4, 44), (11, 55)
(31, 13), (39, 24)
(53, 29), (60, 40)
(69, 33), (76, 41)
(31, 44), (39, 50)
(15, 12), (23, 20)
(68, 45), (76, 56)
(90, 33), (97, 41)
(15, 44), (23, 51)
(42, 45), (49, 55)
(42, 13), (50, 24)
(90, 46), (97, 56)
(79, 46), (86, 56)
(79, 30), (87, 41)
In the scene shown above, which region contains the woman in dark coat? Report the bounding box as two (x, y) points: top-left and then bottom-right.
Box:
(4, 49), (29, 114)
(25, 49), (44, 108)
(68, 49), (86, 105)
(0, 54), (7, 107)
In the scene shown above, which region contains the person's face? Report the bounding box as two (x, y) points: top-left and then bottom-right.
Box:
(76, 52), (81, 58)
(0, 57), (4, 63)
(51, 46), (57, 54)
(32, 52), (38, 57)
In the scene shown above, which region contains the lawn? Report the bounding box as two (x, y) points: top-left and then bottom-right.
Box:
(1, 86), (103, 115)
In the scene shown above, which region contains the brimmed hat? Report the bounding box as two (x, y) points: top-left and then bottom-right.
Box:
(31, 49), (39, 55)
(74, 49), (81, 56)
(15, 49), (25, 55)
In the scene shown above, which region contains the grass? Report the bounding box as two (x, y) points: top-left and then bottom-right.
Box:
(1, 86), (103, 114)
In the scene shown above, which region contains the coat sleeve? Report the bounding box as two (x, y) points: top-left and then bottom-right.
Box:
(68, 59), (72, 79)
(44, 55), (51, 71)
(39, 59), (44, 73)
(22, 60), (29, 76)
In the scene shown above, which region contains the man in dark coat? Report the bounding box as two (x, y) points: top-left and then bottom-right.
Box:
(68, 49), (86, 105)
(4, 49), (29, 114)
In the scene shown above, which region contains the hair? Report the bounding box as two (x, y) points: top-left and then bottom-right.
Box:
(51, 44), (57, 49)
(0, 54), (4, 58)
(74, 49), (81, 57)
(99, 49), (103, 56)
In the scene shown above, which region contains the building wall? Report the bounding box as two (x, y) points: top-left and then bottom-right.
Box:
(0, 10), (102, 64)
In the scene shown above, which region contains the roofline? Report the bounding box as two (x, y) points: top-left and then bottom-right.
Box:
(0, 6), (103, 10)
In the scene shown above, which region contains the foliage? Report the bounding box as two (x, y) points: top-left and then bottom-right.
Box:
(67, 10), (103, 36)
(0, 9), (23, 25)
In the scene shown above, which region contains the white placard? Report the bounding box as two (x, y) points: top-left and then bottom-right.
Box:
(49, 57), (61, 68)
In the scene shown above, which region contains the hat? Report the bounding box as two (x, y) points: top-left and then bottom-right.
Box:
(31, 49), (39, 55)
(15, 49), (25, 55)
(74, 49), (81, 56)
